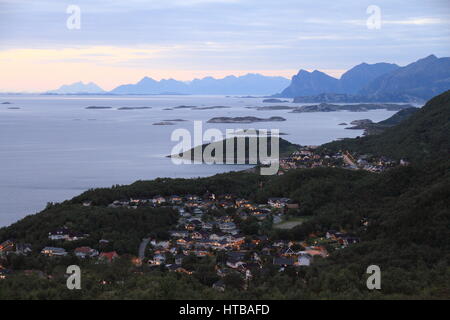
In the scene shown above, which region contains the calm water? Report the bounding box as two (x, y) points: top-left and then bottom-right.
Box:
(0, 95), (398, 227)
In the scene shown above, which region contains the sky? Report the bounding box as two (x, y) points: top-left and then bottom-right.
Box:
(0, 0), (449, 92)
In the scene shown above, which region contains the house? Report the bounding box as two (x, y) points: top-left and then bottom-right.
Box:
(226, 251), (246, 269)
(186, 194), (200, 201)
(41, 247), (68, 257)
(15, 243), (32, 255)
(210, 233), (227, 241)
(272, 257), (295, 267)
(297, 254), (312, 266)
(0, 240), (15, 254)
(202, 222), (214, 230)
(149, 254), (166, 265)
(99, 251), (119, 263)
(108, 200), (129, 208)
(192, 249), (209, 257)
(169, 230), (189, 238)
(273, 240), (288, 248)
(169, 195), (183, 203)
(67, 232), (87, 242)
(152, 195), (166, 205)
(191, 231), (208, 240)
(193, 208), (204, 215)
(151, 240), (170, 249)
(48, 227), (71, 240)
(226, 257), (245, 269)
(219, 222), (237, 233)
(268, 198), (291, 208)
(74, 246), (99, 258)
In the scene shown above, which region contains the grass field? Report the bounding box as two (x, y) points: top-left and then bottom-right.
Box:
(273, 216), (311, 230)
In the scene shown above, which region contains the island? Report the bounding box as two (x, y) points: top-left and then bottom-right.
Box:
(169, 135), (299, 163)
(248, 106), (295, 111)
(85, 106), (113, 109)
(207, 116), (286, 123)
(192, 106), (231, 110)
(117, 107), (152, 110)
(290, 103), (416, 113)
(262, 98), (289, 103)
(153, 121), (175, 126)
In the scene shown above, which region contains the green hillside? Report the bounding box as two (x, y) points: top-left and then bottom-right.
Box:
(321, 90), (450, 162)
(170, 135), (299, 163)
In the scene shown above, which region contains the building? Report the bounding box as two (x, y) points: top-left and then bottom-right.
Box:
(0, 240), (15, 254)
(41, 247), (68, 257)
(268, 198), (291, 208)
(74, 246), (99, 258)
(99, 251), (119, 263)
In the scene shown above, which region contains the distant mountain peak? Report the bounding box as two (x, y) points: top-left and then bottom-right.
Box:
(47, 81), (105, 94)
(278, 60), (401, 97)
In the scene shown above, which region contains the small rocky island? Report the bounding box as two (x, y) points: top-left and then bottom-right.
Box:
(85, 106), (112, 109)
(163, 119), (187, 122)
(262, 98), (289, 103)
(193, 106), (231, 110)
(249, 106), (295, 111)
(153, 121), (175, 126)
(117, 107), (152, 110)
(207, 116), (286, 123)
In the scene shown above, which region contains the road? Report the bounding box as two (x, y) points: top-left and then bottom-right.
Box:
(138, 238), (150, 260)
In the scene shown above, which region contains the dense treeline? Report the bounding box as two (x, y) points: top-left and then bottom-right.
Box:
(70, 172), (269, 206)
(0, 205), (178, 255)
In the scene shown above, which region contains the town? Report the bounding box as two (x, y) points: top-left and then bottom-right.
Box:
(0, 191), (363, 291)
(277, 146), (409, 174)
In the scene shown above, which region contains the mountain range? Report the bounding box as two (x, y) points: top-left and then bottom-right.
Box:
(110, 74), (290, 95)
(47, 82), (105, 94)
(279, 62), (399, 97)
(279, 55), (450, 102)
(45, 55), (450, 101)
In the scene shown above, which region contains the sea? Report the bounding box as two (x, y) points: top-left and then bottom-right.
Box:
(0, 94), (400, 227)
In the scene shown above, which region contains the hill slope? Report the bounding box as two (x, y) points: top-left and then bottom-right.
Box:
(321, 90), (450, 161)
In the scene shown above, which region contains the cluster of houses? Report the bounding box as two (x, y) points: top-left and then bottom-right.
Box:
(0, 192), (362, 289)
(278, 146), (407, 175)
